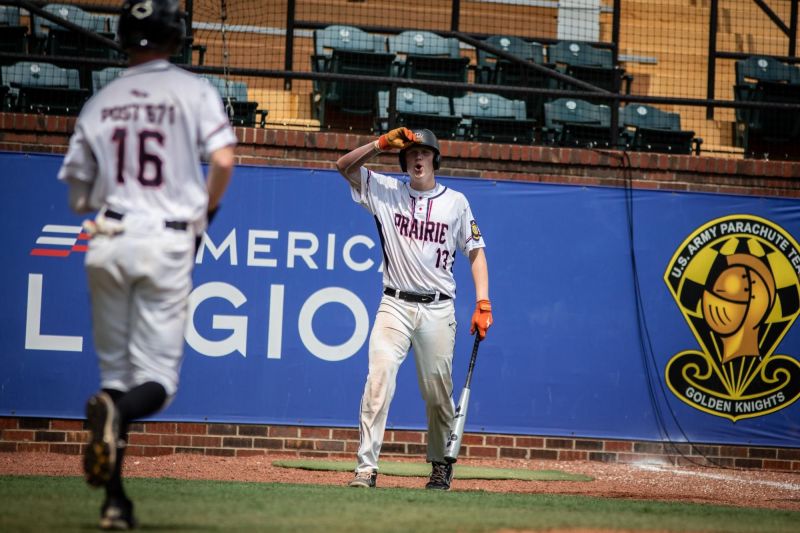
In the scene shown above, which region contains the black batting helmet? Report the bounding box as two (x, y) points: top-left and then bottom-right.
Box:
(399, 129), (441, 172)
(118, 0), (185, 53)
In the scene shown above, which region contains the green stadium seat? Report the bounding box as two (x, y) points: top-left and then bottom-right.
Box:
(388, 30), (470, 98)
(547, 40), (631, 94)
(2, 61), (89, 116)
(200, 74), (269, 127)
(311, 25), (394, 130)
(453, 92), (535, 143)
(476, 35), (551, 120)
(620, 104), (702, 155)
(377, 88), (461, 140)
(91, 66), (124, 93)
(733, 55), (800, 151)
(0, 6), (28, 57)
(543, 97), (618, 148)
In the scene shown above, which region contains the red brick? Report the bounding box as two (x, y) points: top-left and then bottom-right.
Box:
(315, 440), (345, 452)
(467, 446), (498, 458)
(18, 443), (48, 452)
(192, 436), (222, 447)
(545, 438), (574, 449)
(332, 428), (359, 440)
(3, 430), (35, 441)
(128, 433), (160, 445)
(205, 448), (236, 457)
(284, 439), (314, 450)
(49, 443), (81, 455)
(558, 450), (588, 461)
(51, 420), (84, 431)
(300, 427), (330, 439)
(515, 437), (544, 448)
(762, 460), (793, 471)
(176, 423), (207, 435)
(253, 438), (284, 450)
(461, 434), (484, 445)
(161, 435), (193, 447)
(269, 426), (299, 438)
(222, 437), (253, 448)
(390, 431), (423, 443)
(500, 447), (527, 459)
(65, 431), (86, 443)
(146, 423), (176, 434)
(486, 435), (514, 446)
(236, 449), (267, 457)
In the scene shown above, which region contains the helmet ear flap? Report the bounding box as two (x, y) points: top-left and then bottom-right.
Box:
(399, 152), (407, 173)
(433, 153), (441, 170)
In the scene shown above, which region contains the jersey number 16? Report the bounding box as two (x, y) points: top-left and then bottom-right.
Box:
(112, 128), (164, 187)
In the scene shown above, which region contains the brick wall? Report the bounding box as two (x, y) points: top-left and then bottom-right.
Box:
(2, 112), (799, 471)
(2, 417), (799, 471)
(1, 112), (799, 197)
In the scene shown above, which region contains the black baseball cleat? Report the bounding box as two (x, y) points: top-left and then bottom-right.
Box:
(100, 497), (137, 530)
(425, 461), (453, 490)
(84, 392), (120, 488)
(348, 469), (378, 488)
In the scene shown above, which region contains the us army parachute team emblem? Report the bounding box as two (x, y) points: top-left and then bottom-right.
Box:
(664, 214), (800, 421)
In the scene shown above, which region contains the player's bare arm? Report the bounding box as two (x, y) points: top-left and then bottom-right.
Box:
(336, 127), (416, 191)
(207, 145), (236, 211)
(469, 247), (493, 340)
(66, 177), (95, 214)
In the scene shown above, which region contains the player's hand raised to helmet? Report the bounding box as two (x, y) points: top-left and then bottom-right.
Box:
(377, 127), (416, 151)
(470, 299), (493, 341)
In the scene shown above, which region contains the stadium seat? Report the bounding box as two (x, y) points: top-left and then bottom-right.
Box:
(376, 88), (461, 140)
(542, 97), (617, 147)
(32, 3), (115, 57)
(453, 92), (535, 143)
(619, 104), (702, 155)
(1, 61), (89, 115)
(745, 80), (800, 160)
(547, 40), (631, 94)
(475, 35), (551, 120)
(0, 5), (28, 57)
(476, 35), (545, 83)
(388, 30), (470, 98)
(201, 74), (269, 127)
(91, 66), (124, 93)
(311, 25), (393, 129)
(733, 55), (800, 150)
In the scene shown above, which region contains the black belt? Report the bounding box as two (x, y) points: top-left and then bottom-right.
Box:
(384, 288), (451, 304)
(104, 209), (188, 231)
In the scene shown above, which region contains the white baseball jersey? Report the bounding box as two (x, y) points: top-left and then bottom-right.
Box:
(352, 167), (485, 297)
(57, 59), (236, 229)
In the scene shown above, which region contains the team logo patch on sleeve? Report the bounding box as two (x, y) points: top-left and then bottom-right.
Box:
(470, 220), (482, 241)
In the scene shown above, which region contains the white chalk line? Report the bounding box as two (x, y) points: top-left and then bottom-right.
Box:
(634, 463), (800, 492)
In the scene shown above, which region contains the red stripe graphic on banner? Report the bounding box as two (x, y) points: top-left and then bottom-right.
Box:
(31, 249), (70, 257)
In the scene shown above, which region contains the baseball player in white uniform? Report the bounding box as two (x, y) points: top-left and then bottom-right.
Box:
(57, 0), (236, 529)
(336, 127), (493, 490)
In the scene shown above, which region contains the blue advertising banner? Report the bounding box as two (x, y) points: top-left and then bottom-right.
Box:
(2, 152), (799, 447)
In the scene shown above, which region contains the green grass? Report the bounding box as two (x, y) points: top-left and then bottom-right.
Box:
(272, 459), (593, 481)
(1, 475), (798, 533)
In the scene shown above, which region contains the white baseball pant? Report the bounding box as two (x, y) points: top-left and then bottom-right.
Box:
(356, 295), (457, 472)
(84, 216), (195, 397)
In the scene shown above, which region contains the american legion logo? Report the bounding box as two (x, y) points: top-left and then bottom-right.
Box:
(663, 214), (800, 421)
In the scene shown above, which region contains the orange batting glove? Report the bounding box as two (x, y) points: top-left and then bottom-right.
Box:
(470, 299), (493, 341)
(377, 127), (416, 151)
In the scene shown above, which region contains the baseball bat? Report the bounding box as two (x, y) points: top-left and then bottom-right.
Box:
(444, 333), (481, 464)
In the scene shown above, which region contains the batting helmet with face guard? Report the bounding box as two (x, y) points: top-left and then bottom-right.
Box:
(117, 0), (185, 53)
(399, 128), (441, 172)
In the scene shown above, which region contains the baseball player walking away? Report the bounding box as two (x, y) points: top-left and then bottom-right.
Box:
(58, 0), (236, 529)
(336, 127), (493, 490)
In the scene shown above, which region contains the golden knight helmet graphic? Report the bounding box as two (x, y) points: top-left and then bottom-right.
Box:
(701, 253), (776, 363)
